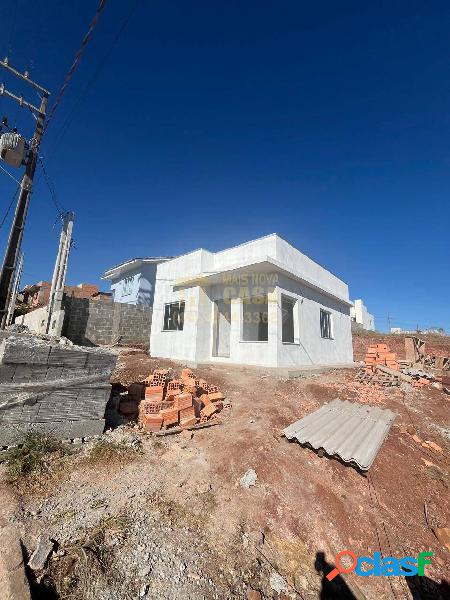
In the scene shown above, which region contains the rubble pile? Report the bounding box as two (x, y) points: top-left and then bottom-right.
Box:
(118, 368), (230, 433)
(0, 335), (117, 445)
(358, 338), (447, 390)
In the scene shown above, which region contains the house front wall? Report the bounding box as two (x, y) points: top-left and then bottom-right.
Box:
(151, 274), (353, 367)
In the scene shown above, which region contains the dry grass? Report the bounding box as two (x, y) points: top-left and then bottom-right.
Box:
(2, 432), (70, 493)
(37, 514), (133, 600)
(85, 438), (142, 465)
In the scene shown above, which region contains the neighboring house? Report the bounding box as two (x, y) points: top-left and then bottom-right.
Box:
(150, 234), (354, 368)
(21, 281), (100, 308)
(101, 257), (172, 307)
(350, 299), (375, 331)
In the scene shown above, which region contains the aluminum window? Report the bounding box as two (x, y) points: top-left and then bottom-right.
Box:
(320, 309), (333, 339)
(282, 295), (296, 343)
(163, 301), (185, 331)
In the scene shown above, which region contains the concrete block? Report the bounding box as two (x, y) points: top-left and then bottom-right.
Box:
(0, 336), (50, 365)
(0, 419), (106, 445)
(0, 364), (16, 383)
(48, 346), (88, 368)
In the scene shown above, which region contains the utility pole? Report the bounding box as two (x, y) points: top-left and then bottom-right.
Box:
(0, 58), (50, 328)
(387, 313), (391, 332)
(45, 211), (74, 334)
(6, 251), (23, 326)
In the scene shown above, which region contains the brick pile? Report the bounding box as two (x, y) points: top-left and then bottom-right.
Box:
(364, 344), (399, 372)
(136, 368), (228, 433)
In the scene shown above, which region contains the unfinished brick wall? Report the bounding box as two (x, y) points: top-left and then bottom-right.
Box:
(62, 297), (152, 347)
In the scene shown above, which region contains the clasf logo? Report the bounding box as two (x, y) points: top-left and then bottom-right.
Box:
(327, 550), (433, 580)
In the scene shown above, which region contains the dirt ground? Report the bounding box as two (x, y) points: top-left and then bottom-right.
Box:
(2, 334), (449, 599)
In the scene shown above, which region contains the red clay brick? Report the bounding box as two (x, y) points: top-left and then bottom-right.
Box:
(141, 414), (163, 432)
(139, 400), (162, 415)
(145, 386), (164, 401)
(200, 393), (211, 406)
(179, 406), (196, 426)
(208, 391), (225, 402)
(200, 403), (217, 418)
(160, 407), (179, 427)
(174, 392), (193, 410)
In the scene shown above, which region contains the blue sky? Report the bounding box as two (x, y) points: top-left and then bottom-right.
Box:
(0, 1), (449, 332)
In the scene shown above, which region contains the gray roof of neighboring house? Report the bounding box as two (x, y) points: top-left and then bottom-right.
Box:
(283, 398), (396, 471)
(101, 257), (173, 280)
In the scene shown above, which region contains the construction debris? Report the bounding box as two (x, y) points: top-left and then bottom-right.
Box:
(283, 398), (396, 471)
(115, 367), (229, 433)
(28, 536), (54, 571)
(0, 335), (117, 446)
(239, 469), (258, 488)
(358, 338), (449, 390)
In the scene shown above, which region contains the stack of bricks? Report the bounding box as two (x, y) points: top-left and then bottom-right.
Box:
(364, 344), (399, 372)
(0, 335), (117, 446)
(139, 367), (227, 433)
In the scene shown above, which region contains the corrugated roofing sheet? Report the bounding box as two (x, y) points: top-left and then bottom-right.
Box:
(282, 399), (396, 471)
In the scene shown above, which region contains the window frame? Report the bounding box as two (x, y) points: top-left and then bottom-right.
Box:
(163, 301), (185, 331)
(320, 308), (333, 339)
(122, 275), (134, 296)
(281, 294), (297, 344)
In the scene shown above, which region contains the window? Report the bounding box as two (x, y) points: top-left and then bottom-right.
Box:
(282, 295), (295, 343)
(320, 309), (333, 339)
(123, 276), (134, 296)
(242, 295), (268, 341)
(163, 301), (185, 331)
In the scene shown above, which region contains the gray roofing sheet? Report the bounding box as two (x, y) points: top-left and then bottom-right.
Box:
(282, 399), (396, 471)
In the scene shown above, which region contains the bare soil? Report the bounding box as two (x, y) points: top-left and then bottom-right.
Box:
(3, 333), (450, 599)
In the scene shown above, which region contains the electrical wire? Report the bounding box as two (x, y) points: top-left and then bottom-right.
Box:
(0, 184), (19, 230)
(47, 0), (142, 157)
(44, 0), (109, 133)
(0, 163), (21, 185)
(37, 155), (66, 215)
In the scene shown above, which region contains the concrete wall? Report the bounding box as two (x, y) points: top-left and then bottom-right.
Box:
(150, 234), (353, 367)
(15, 306), (65, 337)
(62, 297), (152, 346)
(109, 263), (159, 307)
(350, 299), (375, 331)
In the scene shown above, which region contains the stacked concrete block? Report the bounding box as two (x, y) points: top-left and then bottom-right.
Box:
(0, 336), (117, 446)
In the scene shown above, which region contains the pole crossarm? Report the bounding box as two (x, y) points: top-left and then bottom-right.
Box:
(0, 83), (43, 116)
(0, 58), (50, 96)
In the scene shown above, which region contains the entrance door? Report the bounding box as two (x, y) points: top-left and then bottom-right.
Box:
(213, 300), (231, 357)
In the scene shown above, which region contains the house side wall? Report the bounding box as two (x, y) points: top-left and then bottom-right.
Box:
(275, 275), (353, 367)
(275, 236), (349, 301)
(110, 263), (158, 307)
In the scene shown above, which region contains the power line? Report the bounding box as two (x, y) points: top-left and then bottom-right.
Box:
(37, 155), (66, 215)
(47, 0), (142, 156)
(44, 0), (109, 133)
(0, 185), (20, 230)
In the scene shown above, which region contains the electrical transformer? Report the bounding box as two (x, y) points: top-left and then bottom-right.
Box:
(0, 132), (27, 168)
